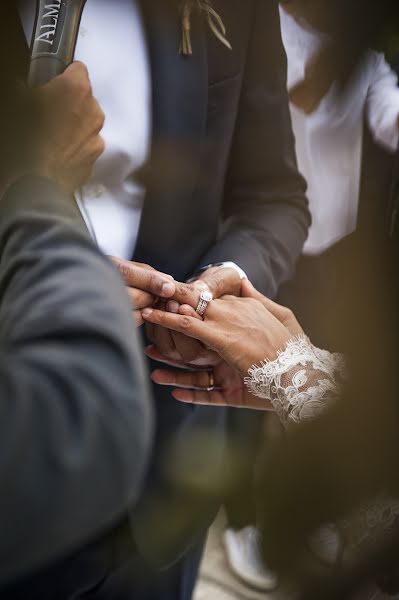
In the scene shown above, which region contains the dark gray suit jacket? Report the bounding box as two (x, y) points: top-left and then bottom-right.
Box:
(0, 177), (153, 586)
(12, 0), (311, 579)
(135, 0), (310, 295)
(130, 0), (310, 568)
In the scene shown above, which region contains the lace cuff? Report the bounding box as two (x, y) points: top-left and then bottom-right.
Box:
(244, 335), (345, 425)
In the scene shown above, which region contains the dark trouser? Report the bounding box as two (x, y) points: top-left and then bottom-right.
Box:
(0, 519), (205, 600)
(91, 537), (205, 600)
(224, 410), (264, 530)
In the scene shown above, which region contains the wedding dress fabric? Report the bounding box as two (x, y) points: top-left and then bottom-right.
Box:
(245, 336), (399, 596)
(245, 335), (345, 425)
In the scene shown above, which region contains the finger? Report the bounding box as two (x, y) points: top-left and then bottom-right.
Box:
(65, 60), (89, 80)
(199, 267), (241, 299)
(241, 280), (303, 335)
(151, 369), (213, 389)
(110, 259), (156, 272)
(127, 287), (154, 310)
(179, 304), (202, 319)
(166, 300), (180, 314)
(112, 257), (176, 298)
(172, 388), (228, 407)
(171, 282), (201, 309)
(172, 388), (273, 410)
(78, 94), (105, 137)
(151, 324), (180, 360)
(141, 308), (216, 348)
(145, 345), (202, 369)
(145, 345), (219, 369)
(170, 330), (211, 365)
(241, 280), (289, 319)
(114, 260), (174, 278)
(133, 310), (144, 327)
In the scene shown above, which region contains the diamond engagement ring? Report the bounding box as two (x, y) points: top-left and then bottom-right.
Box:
(195, 290), (213, 316)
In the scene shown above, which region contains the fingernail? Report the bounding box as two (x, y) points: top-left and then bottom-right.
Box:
(142, 308), (153, 317)
(162, 282), (175, 296)
(180, 305), (192, 314)
(167, 301), (180, 314)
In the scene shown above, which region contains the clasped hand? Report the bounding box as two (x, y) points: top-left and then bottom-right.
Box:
(114, 257), (304, 411)
(113, 258), (242, 363)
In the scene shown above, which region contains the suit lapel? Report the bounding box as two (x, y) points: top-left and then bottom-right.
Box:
(134, 0), (208, 267)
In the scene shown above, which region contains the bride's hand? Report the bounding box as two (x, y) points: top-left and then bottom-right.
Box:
(240, 279), (303, 336)
(145, 346), (272, 411)
(142, 280), (303, 378)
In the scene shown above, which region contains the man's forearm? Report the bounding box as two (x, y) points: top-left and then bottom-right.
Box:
(0, 176), (153, 585)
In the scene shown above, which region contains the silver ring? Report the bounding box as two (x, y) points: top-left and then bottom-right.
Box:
(206, 371), (221, 392)
(195, 290), (213, 317)
(209, 372), (215, 388)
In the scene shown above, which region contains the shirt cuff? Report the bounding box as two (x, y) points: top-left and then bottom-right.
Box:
(213, 261), (248, 280)
(187, 261), (248, 283)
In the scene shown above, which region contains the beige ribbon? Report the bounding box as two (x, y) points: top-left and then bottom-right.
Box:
(180, 0), (232, 56)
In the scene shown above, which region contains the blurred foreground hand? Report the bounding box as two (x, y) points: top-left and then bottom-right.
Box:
(30, 61), (105, 193)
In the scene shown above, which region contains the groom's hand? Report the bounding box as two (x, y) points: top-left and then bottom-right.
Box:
(192, 266), (242, 299)
(147, 266), (242, 365)
(111, 257), (176, 327)
(30, 62), (105, 193)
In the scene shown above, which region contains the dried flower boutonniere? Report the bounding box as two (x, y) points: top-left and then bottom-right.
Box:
(179, 0), (232, 56)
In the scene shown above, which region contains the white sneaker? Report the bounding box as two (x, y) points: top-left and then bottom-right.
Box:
(223, 526), (279, 591)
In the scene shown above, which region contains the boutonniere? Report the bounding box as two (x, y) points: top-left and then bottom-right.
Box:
(179, 1), (232, 55)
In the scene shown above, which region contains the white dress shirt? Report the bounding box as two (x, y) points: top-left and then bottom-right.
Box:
(20, 0), (246, 280)
(19, 0), (152, 260)
(280, 8), (399, 255)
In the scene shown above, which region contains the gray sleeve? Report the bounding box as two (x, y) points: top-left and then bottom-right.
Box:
(199, 0), (310, 297)
(0, 176), (153, 585)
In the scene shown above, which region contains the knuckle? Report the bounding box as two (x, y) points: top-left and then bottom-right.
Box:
(284, 307), (294, 320)
(148, 272), (158, 292)
(214, 276), (224, 292)
(178, 283), (195, 298)
(180, 316), (191, 330)
(74, 61), (88, 77)
(157, 311), (167, 325)
(71, 66), (91, 95)
(81, 73), (92, 96)
(117, 264), (131, 281)
(177, 283), (188, 297)
(134, 311), (144, 327)
(94, 136), (105, 157)
(94, 110), (105, 133)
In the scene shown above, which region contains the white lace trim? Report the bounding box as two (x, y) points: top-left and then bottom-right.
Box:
(342, 493), (399, 553)
(245, 335), (399, 579)
(244, 335), (345, 424)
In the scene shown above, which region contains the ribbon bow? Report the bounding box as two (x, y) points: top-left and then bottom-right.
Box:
(180, 1), (232, 55)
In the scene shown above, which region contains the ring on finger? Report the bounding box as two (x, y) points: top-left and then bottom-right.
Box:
(195, 290), (213, 317)
(209, 371), (215, 389)
(206, 371), (222, 392)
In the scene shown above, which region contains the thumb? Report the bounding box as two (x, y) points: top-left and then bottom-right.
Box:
(241, 279), (279, 313)
(241, 279), (286, 322)
(241, 280), (304, 336)
(199, 267), (241, 299)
